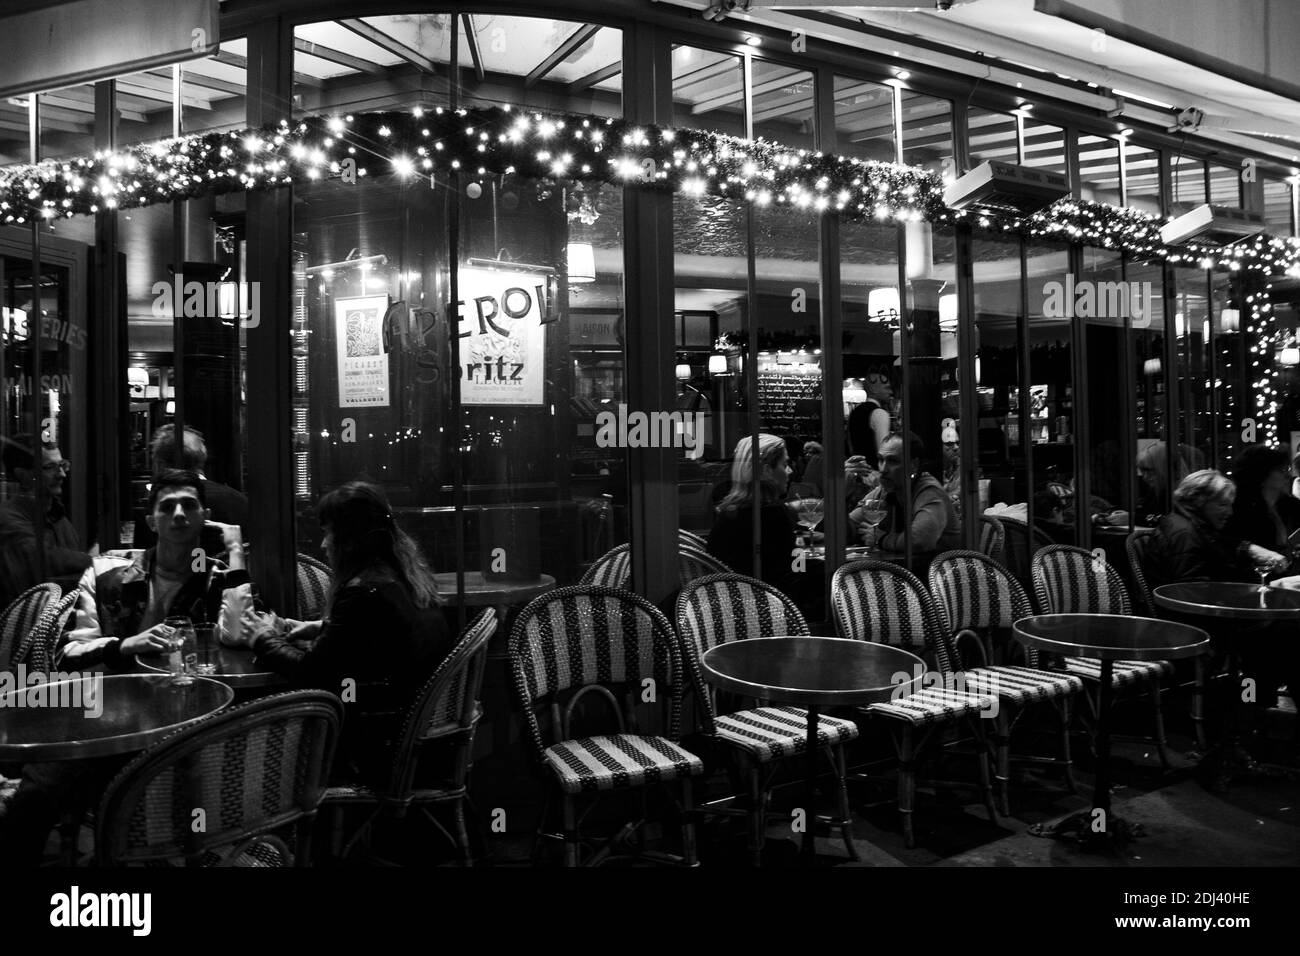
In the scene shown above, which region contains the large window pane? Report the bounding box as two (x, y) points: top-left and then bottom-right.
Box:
(673, 46), (744, 137)
(752, 63), (813, 150)
(1081, 247), (1130, 530)
(1021, 117), (1065, 177)
(1124, 141), (1161, 214)
(967, 108), (1017, 167)
(1128, 258), (1173, 525)
(1262, 177), (1294, 236)
(1025, 243), (1073, 544)
(834, 75), (894, 162)
(900, 89), (953, 179)
(1208, 163), (1240, 207)
(972, 236), (1026, 517)
(1079, 134), (1121, 205)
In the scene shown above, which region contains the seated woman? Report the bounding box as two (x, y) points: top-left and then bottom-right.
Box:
(707, 433), (798, 590)
(1146, 469), (1287, 589)
(1225, 443), (1300, 574)
(241, 481), (453, 785)
(849, 433), (961, 565)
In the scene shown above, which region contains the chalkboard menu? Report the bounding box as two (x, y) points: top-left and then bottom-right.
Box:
(758, 369), (822, 440)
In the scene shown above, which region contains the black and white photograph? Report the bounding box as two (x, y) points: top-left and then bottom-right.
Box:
(0, 0), (1295, 937)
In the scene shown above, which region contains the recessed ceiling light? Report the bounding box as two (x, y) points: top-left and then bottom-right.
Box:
(745, 35), (761, 47)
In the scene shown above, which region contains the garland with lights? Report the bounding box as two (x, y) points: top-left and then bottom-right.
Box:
(3, 103), (1300, 278)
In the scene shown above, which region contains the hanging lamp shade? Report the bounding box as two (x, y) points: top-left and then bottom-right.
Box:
(567, 242), (596, 283)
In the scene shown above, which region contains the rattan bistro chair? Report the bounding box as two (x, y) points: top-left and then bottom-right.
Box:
(1032, 544), (1172, 768)
(322, 609), (498, 865)
(676, 573), (860, 864)
(831, 559), (998, 848)
(15, 591), (78, 675)
(928, 551), (1083, 814)
(96, 690), (342, 866)
(510, 585), (705, 867)
(978, 515), (1005, 566)
(0, 582), (59, 669)
(581, 542), (731, 590)
(297, 553), (332, 620)
(998, 516), (1053, 592)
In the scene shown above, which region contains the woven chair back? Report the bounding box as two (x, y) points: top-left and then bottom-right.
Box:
(0, 582), (60, 669)
(296, 553), (332, 620)
(1125, 529), (1158, 615)
(96, 690), (342, 866)
(831, 558), (958, 674)
(1032, 544), (1132, 615)
(16, 590), (78, 673)
(509, 585), (683, 758)
(929, 549), (1040, 665)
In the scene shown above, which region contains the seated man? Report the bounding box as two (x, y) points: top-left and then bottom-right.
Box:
(61, 468), (247, 670)
(0, 469), (248, 863)
(850, 433), (961, 565)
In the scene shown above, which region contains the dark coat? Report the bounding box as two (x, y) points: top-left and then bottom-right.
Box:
(1145, 513), (1246, 590)
(707, 503), (797, 590)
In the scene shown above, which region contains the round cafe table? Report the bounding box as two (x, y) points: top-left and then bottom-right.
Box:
(1153, 581), (1300, 785)
(0, 674), (234, 762)
(1013, 614), (1208, 847)
(700, 636), (924, 862)
(138, 644), (287, 690)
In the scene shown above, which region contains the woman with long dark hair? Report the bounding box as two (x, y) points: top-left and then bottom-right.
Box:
(1225, 443), (1300, 569)
(246, 481), (452, 783)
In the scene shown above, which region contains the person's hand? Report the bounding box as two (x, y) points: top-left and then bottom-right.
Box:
(285, 619), (323, 643)
(206, 520), (243, 550)
(119, 625), (173, 657)
(232, 607), (278, 647)
(1247, 544), (1289, 573)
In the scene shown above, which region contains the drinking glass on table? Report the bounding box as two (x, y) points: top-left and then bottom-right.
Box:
(791, 498), (825, 553)
(859, 502), (889, 550)
(162, 615), (195, 685)
(192, 623), (218, 676)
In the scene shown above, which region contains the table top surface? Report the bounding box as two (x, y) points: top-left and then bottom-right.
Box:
(139, 644), (287, 689)
(800, 546), (907, 563)
(701, 636), (924, 707)
(0, 674), (233, 761)
(432, 572), (556, 607)
(1013, 613), (1210, 661)
(1153, 581), (1300, 620)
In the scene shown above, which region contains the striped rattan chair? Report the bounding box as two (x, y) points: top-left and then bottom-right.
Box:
(296, 553), (332, 620)
(979, 515), (1005, 565)
(1032, 544), (1172, 768)
(14, 590), (78, 674)
(998, 516), (1053, 592)
(678, 529), (708, 550)
(0, 582), (60, 669)
(928, 551), (1084, 813)
(676, 573), (860, 864)
(580, 542), (731, 590)
(510, 585), (704, 866)
(322, 609), (497, 865)
(831, 559), (998, 847)
(95, 690), (343, 866)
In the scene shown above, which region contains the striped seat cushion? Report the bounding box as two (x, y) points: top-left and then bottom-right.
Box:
(544, 735), (705, 795)
(964, 666), (1083, 705)
(713, 706), (859, 762)
(867, 686), (996, 725)
(1063, 657), (1172, 687)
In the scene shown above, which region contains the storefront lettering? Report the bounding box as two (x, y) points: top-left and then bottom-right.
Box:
(456, 283), (552, 337)
(11, 373), (74, 395)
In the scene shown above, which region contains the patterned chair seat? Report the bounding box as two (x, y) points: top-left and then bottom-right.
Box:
(868, 686), (997, 725)
(713, 706), (859, 762)
(1063, 657), (1173, 687)
(964, 666), (1084, 704)
(544, 734), (705, 795)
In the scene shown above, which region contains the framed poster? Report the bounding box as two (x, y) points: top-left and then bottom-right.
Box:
(456, 266), (549, 406)
(334, 295), (391, 408)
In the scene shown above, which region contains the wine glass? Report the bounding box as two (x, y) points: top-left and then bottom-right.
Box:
(1254, 557), (1274, 594)
(860, 502), (889, 550)
(792, 498), (825, 553)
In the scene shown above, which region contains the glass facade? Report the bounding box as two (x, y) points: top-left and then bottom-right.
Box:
(0, 0), (1295, 621)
